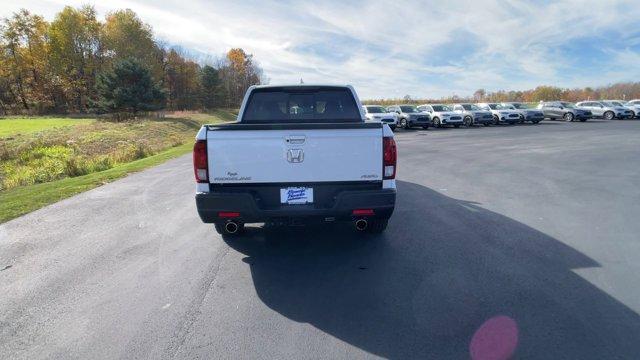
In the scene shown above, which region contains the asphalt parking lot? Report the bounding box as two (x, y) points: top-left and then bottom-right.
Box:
(2, 119), (640, 359)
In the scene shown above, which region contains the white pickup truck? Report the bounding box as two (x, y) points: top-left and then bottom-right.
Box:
(194, 85), (397, 235)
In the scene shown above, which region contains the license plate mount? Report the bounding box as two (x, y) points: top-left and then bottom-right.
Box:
(280, 187), (314, 204)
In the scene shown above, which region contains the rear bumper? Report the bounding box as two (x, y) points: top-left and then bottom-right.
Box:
(196, 188), (396, 223)
(500, 117), (520, 124)
(408, 119), (430, 126)
(524, 115), (544, 122)
(473, 117), (493, 124)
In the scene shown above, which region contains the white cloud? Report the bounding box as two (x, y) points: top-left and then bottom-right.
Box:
(2, 0), (640, 98)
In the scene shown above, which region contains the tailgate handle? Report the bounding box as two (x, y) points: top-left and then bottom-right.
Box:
(285, 135), (306, 145)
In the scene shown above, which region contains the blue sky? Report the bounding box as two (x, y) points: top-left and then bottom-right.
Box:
(3, 0), (640, 99)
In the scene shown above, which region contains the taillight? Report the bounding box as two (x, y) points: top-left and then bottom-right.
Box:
(193, 140), (208, 183)
(383, 136), (397, 179)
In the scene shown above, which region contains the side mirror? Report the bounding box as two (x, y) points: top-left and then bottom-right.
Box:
(559, 106), (564, 109)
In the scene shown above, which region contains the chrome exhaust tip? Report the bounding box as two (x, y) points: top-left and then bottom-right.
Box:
(225, 221), (239, 234)
(355, 219), (368, 231)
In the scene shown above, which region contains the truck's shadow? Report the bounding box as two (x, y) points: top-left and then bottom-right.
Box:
(223, 181), (640, 359)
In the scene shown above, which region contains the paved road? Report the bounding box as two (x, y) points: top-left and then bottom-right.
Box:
(2, 119), (640, 359)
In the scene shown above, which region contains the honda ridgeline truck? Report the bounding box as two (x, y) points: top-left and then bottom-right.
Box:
(194, 85), (397, 235)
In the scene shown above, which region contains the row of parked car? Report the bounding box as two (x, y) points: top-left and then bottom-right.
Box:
(363, 99), (640, 130)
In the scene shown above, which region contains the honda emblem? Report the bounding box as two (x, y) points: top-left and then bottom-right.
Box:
(287, 149), (304, 163)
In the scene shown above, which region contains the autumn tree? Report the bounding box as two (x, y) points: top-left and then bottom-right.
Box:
(220, 48), (263, 106)
(101, 9), (164, 80)
(0, 6), (260, 114)
(0, 52), (11, 114)
(48, 5), (102, 112)
(529, 86), (563, 102)
(0, 10), (50, 111)
(164, 49), (202, 110)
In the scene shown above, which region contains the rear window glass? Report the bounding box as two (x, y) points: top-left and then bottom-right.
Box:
(242, 87), (361, 123)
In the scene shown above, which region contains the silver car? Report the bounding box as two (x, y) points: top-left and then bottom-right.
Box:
(604, 100), (640, 119)
(537, 101), (592, 121)
(502, 102), (545, 124)
(451, 103), (494, 126)
(387, 105), (431, 129)
(575, 101), (633, 120)
(625, 101), (640, 118)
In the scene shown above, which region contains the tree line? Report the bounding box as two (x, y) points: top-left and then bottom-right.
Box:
(363, 82), (640, 106)
(0, 6), (264, 115)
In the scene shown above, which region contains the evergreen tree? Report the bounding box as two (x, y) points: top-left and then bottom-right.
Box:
(199, 65), (222, 109)
(94, 58), (164, 116)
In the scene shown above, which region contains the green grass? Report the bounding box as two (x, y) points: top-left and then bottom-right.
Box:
(0, 110), (234, 223)
(0, 117), (95, 137)
(0, 143), (191, 223)
(170, 109), (238, 124)
(0, 119), (200, 190)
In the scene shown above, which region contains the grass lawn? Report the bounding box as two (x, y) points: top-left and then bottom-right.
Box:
(0, 111), (232, 223)
(0, 143), (191, 223)
(185, 109), (237, 123)
(0, 117), (95, 137)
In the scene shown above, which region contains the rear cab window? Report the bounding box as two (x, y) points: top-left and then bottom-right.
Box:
(241, 86), (361, 123)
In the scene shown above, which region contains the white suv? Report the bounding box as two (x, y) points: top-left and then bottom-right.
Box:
(417, 104), (464, 128)
(477, 103), (521, 125)
(363, 105), (398, 130)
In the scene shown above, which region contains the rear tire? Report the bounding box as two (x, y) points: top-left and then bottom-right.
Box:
(464, 116), (473, 127)
(604, 111), (614, 120)
(564, 112), (574, 122)
(367, 219), (388, 233)
(400, 118), (407, 129)
(433, 117), (441, 128)
(493, 115), (500, 125)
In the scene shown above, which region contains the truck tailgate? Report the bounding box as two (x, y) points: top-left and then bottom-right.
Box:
(206, 127), (382, 183)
